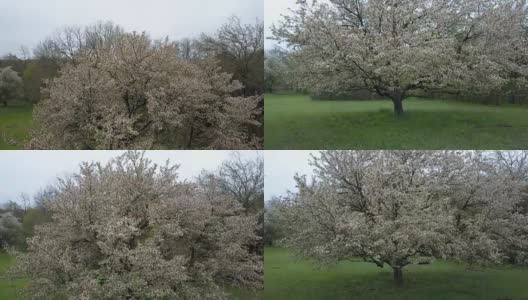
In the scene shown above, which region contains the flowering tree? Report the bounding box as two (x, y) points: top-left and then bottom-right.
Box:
(264, 197), (287, 246)
(0, 66), (23, 107)
(0, 212), (23, 248)
(273, 0), (528, 115)
(199, 16), (265, 96)
(196, 153), (265, 256)
(29, 32), (262, 149)
(264, 47), (294, 93)
(10, 151), (262, 299)
(276, 150), (528, 286)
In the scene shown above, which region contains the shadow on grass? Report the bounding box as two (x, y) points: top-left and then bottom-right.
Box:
(266, 109), (528, 149)
(264, 248), (528, 300)
(264, 94), (528, 149)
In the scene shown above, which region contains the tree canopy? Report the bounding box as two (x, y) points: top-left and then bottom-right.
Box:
(0, 66), (23, 106)
(28, 32), (262, 150)
(274, 150), (528, 286)
(10, 151), (263, 299)
(273, 0), (528, 114)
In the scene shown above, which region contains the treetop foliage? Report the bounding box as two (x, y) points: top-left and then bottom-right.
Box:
(271, 150), (528, 284)
(9, 151), (263, 299)
(273, 0), (528, 113)
(0, 66), (23, 106)
(28, 29), (262, 149)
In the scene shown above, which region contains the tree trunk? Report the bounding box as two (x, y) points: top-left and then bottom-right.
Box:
(187, 124), (194, 148)
(2, 101), (6, 107)
(393, 267), (404, 287)
(391, 96), (404, 116)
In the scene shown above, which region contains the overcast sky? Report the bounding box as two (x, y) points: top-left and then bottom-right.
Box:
(0, 0), (263, 56)
(264, 151), (317, 202)
(0, 150), (261, 205)
(264, 0), (296, 49)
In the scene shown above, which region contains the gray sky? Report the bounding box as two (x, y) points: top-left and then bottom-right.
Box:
(265, 0), (296, 49)
(0, 150), (261, 205)
(264, 151), (317, 201)
(0, 0), (263, 56)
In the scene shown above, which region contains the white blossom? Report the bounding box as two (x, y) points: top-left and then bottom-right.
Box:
(273, 0), (528, 114)
(29, 32), (262, 149)
(276, 151), (528, 285)
(10, 151), (263, 299)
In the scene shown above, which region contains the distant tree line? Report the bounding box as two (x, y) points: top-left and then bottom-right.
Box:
(0, 188), (55, 250)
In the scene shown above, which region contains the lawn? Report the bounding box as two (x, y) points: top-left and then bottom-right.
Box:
(264, 94), (528, 149)
(0, 252), (261, 300)
(265, 247), (528, 300)
(0, 253), (27, 300)
(0, 105), (32, 150)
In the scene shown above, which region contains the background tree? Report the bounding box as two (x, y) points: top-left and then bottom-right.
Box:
(28, 31), (262, 150)
(264, 197), (287, 246)
(276, 150), (528, 286)
(0, 188), (62, 251)
(273, 0), (528, 115)
(264, 47), (295, 93)
(199, 17), (264, 138)
(33, 21), (124, 66)
(1, 22), (126, 105)
(0, 212), (24, 248)
(200, 16), (264, 97)
(31, 185), (58, 213)
(9, 151), (262, 299)
(217, 153), (264, 213)
(1, 201), (22, 217)
(196, 153), (265, 255)
(219, 153), (264, 255)
(0, 66), (23, 106)
(18, 193), (31, 213)
(176, 38), (202, 62)
(18, 187), (56, 241)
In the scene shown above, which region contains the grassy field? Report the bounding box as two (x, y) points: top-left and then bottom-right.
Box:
(265, 247), (528, 300)
(264, 94), (528, 149)
(0, 105), (32, 149)
(0, 252), (260, 299)
(228, 287), (263, 300)
(0, 253), (27, 299)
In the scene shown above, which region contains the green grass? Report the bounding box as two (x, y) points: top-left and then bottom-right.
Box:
(0, 253), (27, 299)
(227, 287), (263, 300)
(265, 248), (528, 300)
(0, 105), (32, 149)
(264, 94), (528, 149)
